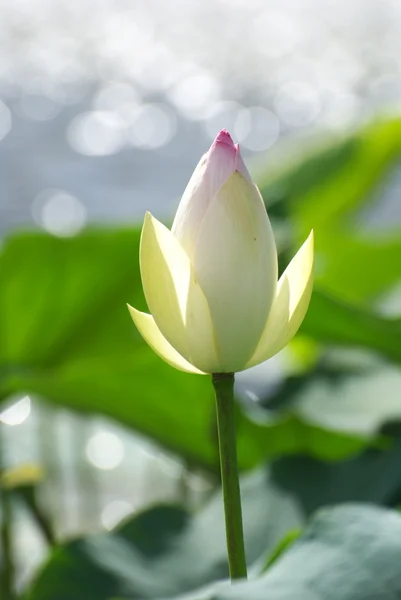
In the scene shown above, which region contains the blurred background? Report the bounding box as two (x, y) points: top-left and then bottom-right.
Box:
(2, 0), (401, 598)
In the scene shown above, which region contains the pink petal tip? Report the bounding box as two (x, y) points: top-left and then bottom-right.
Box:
(213, 129), (235, 147)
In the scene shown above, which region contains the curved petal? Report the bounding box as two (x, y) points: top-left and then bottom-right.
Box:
(127, 306), (205, 374)
(192, 172), (278, 372)
(171, 153), (209, 259)
(140, 213), (221, 373)
(172, 132), (237, 259)
(140, 213), (188, 359)
(234, 143), (252, 181)
(245, 231), (314, 370)
(172, 131), (252, 262)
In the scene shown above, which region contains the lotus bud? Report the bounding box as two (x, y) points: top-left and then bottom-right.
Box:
(128, 130), (314, 374)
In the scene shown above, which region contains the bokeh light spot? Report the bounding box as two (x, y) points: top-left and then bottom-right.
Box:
(85, 431), (124, 470)
(126, 103), (176, 149)
(32, 189), (87, 237)
(235, 106), (280, 151)
(168, 72), (221, 120)
(274, 82), (321, 127)
(321, 92), (360, 129)
(92, 81), (140, 115)
(0, 396), (31, 426)
(252, 11), (302, 59)
(67, 111), (124, 156)
(204, 101), (244, 141)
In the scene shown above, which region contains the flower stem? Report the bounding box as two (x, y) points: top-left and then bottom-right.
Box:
(212, 372), (247, 580)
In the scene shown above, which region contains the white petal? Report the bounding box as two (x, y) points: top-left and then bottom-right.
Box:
(234, 144), (252, 181)
(192, 172), (278, 372)
(127, 306), (205, 374)
(171, 153), (209, 259)
(246, 231), (314, 369)
(140, 213), (221, 373)
(172, 131), (238, 260)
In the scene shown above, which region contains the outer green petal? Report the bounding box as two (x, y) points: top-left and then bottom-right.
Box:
(192, 172), (278, 372)
(127, 306), (205, 374)
(140, 213), (221, 373)
(245, 231), (314, 370)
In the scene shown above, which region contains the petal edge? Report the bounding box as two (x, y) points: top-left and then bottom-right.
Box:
(140, 212), (191, 361)
(128, 305), (205, 375)
(245, 231), (314, 369)
(141, 213), (221, 372)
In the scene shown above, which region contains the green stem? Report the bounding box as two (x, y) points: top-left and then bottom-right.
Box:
(212, 373), (247, 580)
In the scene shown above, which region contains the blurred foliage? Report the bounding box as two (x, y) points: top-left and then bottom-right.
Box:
(26, 469), (302, 600)
(27, 503), (401, 599)
(260, 352), (401, 438)
(3, 117), (401, 599)
(0, 229), (375, 472)
(211, 505), (401, 599)
(260, 117), (401, 305)
(260, 528), (301, 572)
(271, 439), (401, 515)
(1, 464), (44, 490)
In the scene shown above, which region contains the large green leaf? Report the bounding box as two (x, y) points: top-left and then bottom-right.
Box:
(1, 229), (380, 471)
(0, 230), (212, 469)
(25, 468), (302, 600)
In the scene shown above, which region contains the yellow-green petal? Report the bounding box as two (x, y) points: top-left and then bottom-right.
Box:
(140, 212), (188, 359)
(140, 213), (221, 372)
(127, 306), (205, 374)
(245, 231), (314, 370)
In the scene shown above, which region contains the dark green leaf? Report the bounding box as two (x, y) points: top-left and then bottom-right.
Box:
(271, 438), (401, 516)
